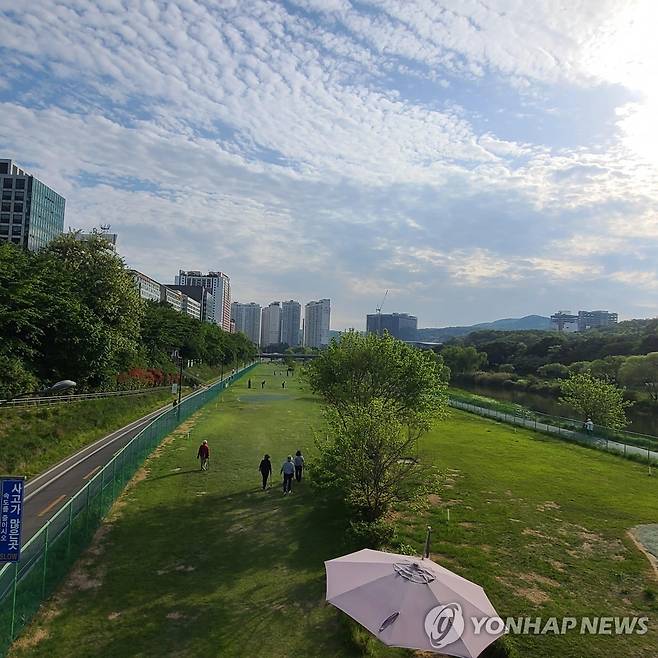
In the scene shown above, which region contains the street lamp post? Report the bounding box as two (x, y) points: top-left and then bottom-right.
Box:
(177, 355), (184, 408)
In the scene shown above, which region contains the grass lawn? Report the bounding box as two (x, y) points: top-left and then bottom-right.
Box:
(0, 389), (181, 478)
(10, 364), (658, 657)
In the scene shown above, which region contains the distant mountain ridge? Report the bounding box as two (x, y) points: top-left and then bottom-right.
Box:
(417, 315), (551, 342)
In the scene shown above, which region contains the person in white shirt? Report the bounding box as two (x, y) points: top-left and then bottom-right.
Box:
(281, 456), (295, 494)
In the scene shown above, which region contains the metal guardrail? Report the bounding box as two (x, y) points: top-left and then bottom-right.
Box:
(0, 362), (256, 656)
(449, 398), (658, 465)
(0, 386), (173, 409)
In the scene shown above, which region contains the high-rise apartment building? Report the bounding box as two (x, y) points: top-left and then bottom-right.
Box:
(304, 299), (331, 348)
(160, 285), (183, 313)
(551, 309), (618, 333)
(366, 312), (418, 340)
(130, 270), (161, 303)
(231, 302), (262, 345)
(181, 294), (202, 321)
(74, 228), (118, 251)
(550, 311), (578, 333)
(0, 158), (65, 251)
(280, 300), (302, 347)
(261, 302), (282, 348)
(168, 285), (215, 324)
(130, 270), (199, 321)
(174, 270), (231, 331)
(577, 310), (618, 331)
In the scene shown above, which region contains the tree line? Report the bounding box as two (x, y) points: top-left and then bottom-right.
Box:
(0, 236), (256, 397)
(439, 324), (658, 399)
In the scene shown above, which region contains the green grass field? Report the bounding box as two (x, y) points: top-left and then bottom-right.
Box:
(0, 389), (179, 478)
(10, 364), (658, 657)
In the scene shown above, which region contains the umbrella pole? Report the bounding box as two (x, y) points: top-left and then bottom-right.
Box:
(423, 525), (431, 559)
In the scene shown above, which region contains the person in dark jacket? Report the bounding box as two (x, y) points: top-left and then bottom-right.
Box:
(259, 454), (272, 490)
(197, 440), (210, 471)
(293, 450), (305, 482)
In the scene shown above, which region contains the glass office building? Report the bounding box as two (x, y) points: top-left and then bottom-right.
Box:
(366, 312), (418, 341)
(0, 159), (66, 251)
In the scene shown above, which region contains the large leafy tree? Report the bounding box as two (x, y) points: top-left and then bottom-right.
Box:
(305, 331), (449, 522)
(0, 244), (41, 364)
(559, 373), (632, 430)
(618, 353), (658, 401)
(37, 235), (143, 387)
(440, 344), (487, 375)
(0, 235), (257, 395)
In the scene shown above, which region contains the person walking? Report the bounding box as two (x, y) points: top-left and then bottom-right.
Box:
(281, 455), (295, 495)
(294, 450), (305, 482)
(261, 380), (266, 389)
(259, 454), (272, 490)
(197, 440), (210, 471)
(585, 418), (594, 436)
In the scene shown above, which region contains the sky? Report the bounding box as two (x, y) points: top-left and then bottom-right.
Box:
(1, 0), (658, 330)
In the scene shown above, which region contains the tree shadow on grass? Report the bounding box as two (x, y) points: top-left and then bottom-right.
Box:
(29, 483), (361, 658)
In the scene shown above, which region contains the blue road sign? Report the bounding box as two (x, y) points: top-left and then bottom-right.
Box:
(0, 477), (25, 563)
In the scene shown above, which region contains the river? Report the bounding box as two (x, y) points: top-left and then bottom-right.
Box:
(457, 383), (658, 438)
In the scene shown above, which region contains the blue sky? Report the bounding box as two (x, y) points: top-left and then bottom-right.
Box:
(1, 0), (658, 329)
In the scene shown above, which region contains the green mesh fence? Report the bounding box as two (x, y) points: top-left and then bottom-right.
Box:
(449, 398), (658, 466)
(0, 363), (255, 656)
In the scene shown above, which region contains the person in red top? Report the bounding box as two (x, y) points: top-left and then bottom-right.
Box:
(197, 440), (210, 471)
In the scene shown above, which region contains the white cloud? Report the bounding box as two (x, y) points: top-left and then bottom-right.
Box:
(1, 1), (658, 325)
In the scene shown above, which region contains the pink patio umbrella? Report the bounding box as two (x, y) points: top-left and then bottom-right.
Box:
(325, 531), (504, 657)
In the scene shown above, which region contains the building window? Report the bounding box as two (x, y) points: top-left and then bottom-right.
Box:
(2, 178), (12, 189)
(1, 202), (10, 212)
(13, 214), (22, 222)
(0, 225), (7, 235)
(0, 213), (8, 223)
(2, 191), (10, 201)
(11, 225), (22, 235)
(11, 237), (21, 244)
(13, 203), (23, 213)
(0, 163), (7, 174)
(15, 179), (25, 190)
(14, 191), (24, 201)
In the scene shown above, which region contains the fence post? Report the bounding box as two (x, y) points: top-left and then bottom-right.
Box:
(66, 500), (73, 557)
(112, 459), (117, 502)
(41, 524), (49, 598)
(99, 465), (106, 516)
(10, 561), (18, 640)
(84, 482), (91, 536)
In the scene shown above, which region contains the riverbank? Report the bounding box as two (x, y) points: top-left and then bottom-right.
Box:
(11, 364), (658, 658)
(453, 377), (658, 437)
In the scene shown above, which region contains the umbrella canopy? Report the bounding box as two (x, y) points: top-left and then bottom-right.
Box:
(325, 548), (504, 657)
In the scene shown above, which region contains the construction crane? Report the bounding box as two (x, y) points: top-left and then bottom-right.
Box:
(376, 290), (388, 315)
(376, 290), (388, 335)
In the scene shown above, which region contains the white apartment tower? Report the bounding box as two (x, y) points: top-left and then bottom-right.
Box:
(280, 300), (302, 347)
(231, 302), (261, 345)
(174, 270), (231, 331)
(261, 302), (282, 348)
(304, 299), (331, 348)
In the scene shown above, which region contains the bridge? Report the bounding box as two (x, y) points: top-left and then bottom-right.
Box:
(258, 352), (319, 361)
